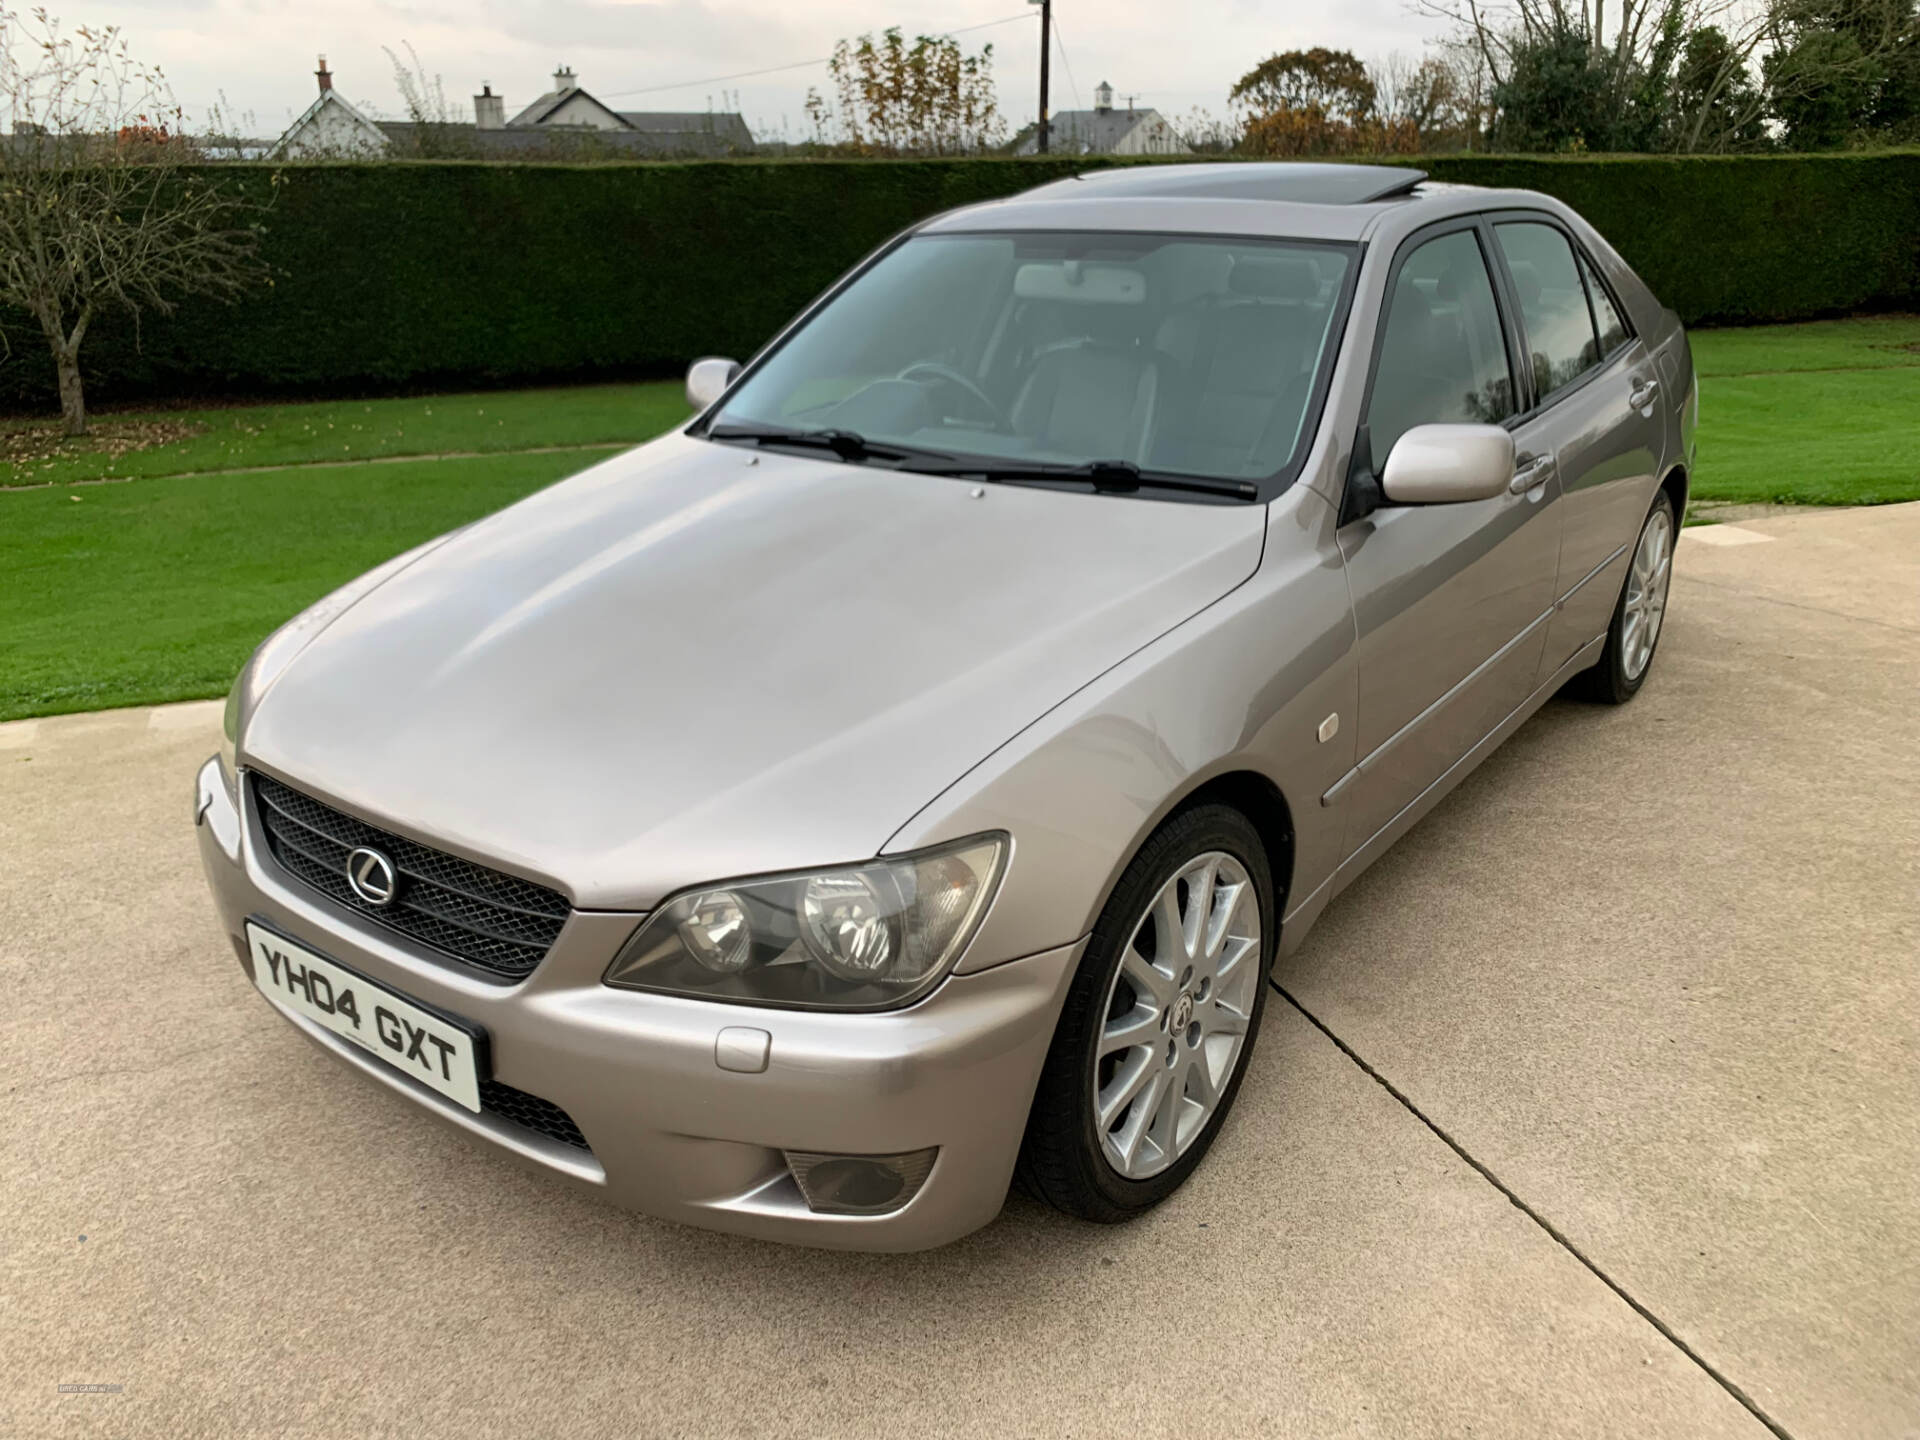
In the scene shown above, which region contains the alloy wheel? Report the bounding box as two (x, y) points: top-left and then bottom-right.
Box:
(1092, 851), (1261, 1180)
(1621, 505), (1674, 681)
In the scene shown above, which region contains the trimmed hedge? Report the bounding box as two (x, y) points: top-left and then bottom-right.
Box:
(1422, 152), (1920, 328)
(3, 151), (1917, 409)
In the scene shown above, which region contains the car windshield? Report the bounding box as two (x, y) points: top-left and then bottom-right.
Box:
(708, 231), (1354, 491)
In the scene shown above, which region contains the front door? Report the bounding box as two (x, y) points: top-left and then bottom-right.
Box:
(1333, 220), (1563, 861)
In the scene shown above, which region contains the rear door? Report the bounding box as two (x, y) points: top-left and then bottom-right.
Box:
(1332, 218), (1563, 861)
(1488, 216), (1666, 678)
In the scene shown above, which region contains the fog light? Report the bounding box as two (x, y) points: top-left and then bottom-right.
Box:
(783, 1147), (938, 1216)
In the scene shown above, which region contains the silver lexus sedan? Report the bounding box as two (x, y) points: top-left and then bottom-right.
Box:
(195, 163), (1694, 1251)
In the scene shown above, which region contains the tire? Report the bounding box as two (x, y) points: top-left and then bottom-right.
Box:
(1016, 803), (1273, 1223)
(1573, 490), (1676, 705)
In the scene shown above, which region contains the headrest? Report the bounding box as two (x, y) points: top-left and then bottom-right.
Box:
(1228, 255), (1321, 301)
(1386, 272), (1436, 335)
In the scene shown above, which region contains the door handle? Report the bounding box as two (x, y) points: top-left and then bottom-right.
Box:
(1629, 377), (1661, 408)
(1510, 452), (1556, 494)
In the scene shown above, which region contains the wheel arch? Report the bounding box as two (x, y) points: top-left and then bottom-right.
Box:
(1098, 767), (1298, 962)
(1178, 770), (1295, 918)
(1660, 464), (1689, 526)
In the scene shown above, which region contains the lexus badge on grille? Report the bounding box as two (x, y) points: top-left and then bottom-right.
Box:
(346, 847), (399, 906)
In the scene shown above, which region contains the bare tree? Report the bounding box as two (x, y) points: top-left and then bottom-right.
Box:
(0, 8), (268, 434)
(1414, 0), (1781, 149)
(384, 41), (466, 158)
(194, 92), (266, 163)
(803, 29), (1004, 155)
(1374, 51), (1475, 146)
(1434, 36), (1501, 145)
(1168, 105), (1238, 152)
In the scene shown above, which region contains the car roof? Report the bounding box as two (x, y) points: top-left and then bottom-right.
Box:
(917, 164), (1566, 247)
(1017, 162), (1429, 205)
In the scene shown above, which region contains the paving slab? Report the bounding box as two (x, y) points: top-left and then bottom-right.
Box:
(0, 707), (1765, 1437)
(1680, 499), (1920, 630)
(1281, 502), (1920, 1439)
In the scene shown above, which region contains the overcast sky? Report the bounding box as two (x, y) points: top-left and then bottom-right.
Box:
(67, 0), (1449, 141)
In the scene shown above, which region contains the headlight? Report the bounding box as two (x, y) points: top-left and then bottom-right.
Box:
(603, 834), (1009, 1011)
(216, 680), (241, 797)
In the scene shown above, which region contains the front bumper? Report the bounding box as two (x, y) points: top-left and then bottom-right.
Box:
(195, 759), (1079, 1251)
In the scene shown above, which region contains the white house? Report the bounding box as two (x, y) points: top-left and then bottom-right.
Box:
(1014, 81), (1187, 157)
(271, 61), (754, 159)
(504, 66), (628, 129)
(271, 57), (389, 158)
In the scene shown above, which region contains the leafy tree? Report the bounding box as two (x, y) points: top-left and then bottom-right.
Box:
(1672, 25), (1768, 148)
(0, 7), (269, 434)
(1231, 47), (1433, 154)
(803, 28), (1002, 155)
(1232, 48), (1378, 126)
(1765, 0), (1920, 145)
(1490, 25), (1617, 149)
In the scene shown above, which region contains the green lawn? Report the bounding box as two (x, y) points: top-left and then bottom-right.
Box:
(2, 382), (689, 721)
(2, 381), (690, 489)
(3, 452), (594, 717)
(1, 316), (1916, 723)
(1690, 313), (1920, 378)
(1690, 313), (1920, 507)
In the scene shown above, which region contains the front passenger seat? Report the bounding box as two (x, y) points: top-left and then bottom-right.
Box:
(1011, 343), (1161, 464)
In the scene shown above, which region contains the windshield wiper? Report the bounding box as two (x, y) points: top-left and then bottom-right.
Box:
(910, 457), (1260, 502)
(707, 424), (935, 466)
(708, 429), (1259, 502)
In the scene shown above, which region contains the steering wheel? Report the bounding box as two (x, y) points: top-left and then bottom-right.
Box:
(896, 362), (1004, 427)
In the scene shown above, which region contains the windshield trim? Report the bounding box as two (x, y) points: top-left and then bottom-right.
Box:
(689, 227), (1366, 505)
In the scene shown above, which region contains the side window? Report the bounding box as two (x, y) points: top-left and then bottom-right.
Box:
(1580, 252), (1629, 358)
(1494, 221), (1601, 399)
(1365, 230), (1516, 466)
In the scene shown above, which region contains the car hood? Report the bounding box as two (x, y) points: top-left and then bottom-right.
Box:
(244, 433), (1266, 910)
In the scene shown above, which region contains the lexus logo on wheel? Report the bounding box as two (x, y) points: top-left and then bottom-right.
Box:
(345, 846), (399, 907)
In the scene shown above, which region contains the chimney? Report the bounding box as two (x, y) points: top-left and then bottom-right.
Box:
(316, 55), (333, 94)
(1094, 80), (1113, 114)
(553, 65), (576, 92)
(474, 83), (505, 129)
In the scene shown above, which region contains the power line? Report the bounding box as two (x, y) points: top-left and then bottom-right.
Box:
(1048, 7), (1085, 112)
(600, 57), (831, 100)
(599, 11), (1036, 101)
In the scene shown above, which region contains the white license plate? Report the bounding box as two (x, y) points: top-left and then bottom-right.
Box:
(246, 921), (484, 1112)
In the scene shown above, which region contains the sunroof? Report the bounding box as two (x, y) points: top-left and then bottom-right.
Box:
(1025, 163), (1429, 206)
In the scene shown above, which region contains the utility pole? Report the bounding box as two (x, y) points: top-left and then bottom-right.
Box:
(1031, 0), (1051, 153)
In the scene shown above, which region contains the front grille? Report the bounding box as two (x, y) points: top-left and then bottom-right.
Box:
(480, 1079), (591, 1151)
(251, 774), (570, 982)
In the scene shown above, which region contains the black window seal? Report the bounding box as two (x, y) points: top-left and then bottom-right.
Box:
(1341, 214), (1522, 527)
(1574, 244), (1635, 363)
(693, 226), (1367, 506)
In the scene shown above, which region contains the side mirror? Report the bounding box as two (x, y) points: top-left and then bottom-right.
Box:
(686, 356), (741, 411)
(1380, 424), (1514, 505)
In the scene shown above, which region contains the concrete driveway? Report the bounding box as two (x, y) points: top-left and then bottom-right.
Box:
(4, 503), (1916, 1439)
